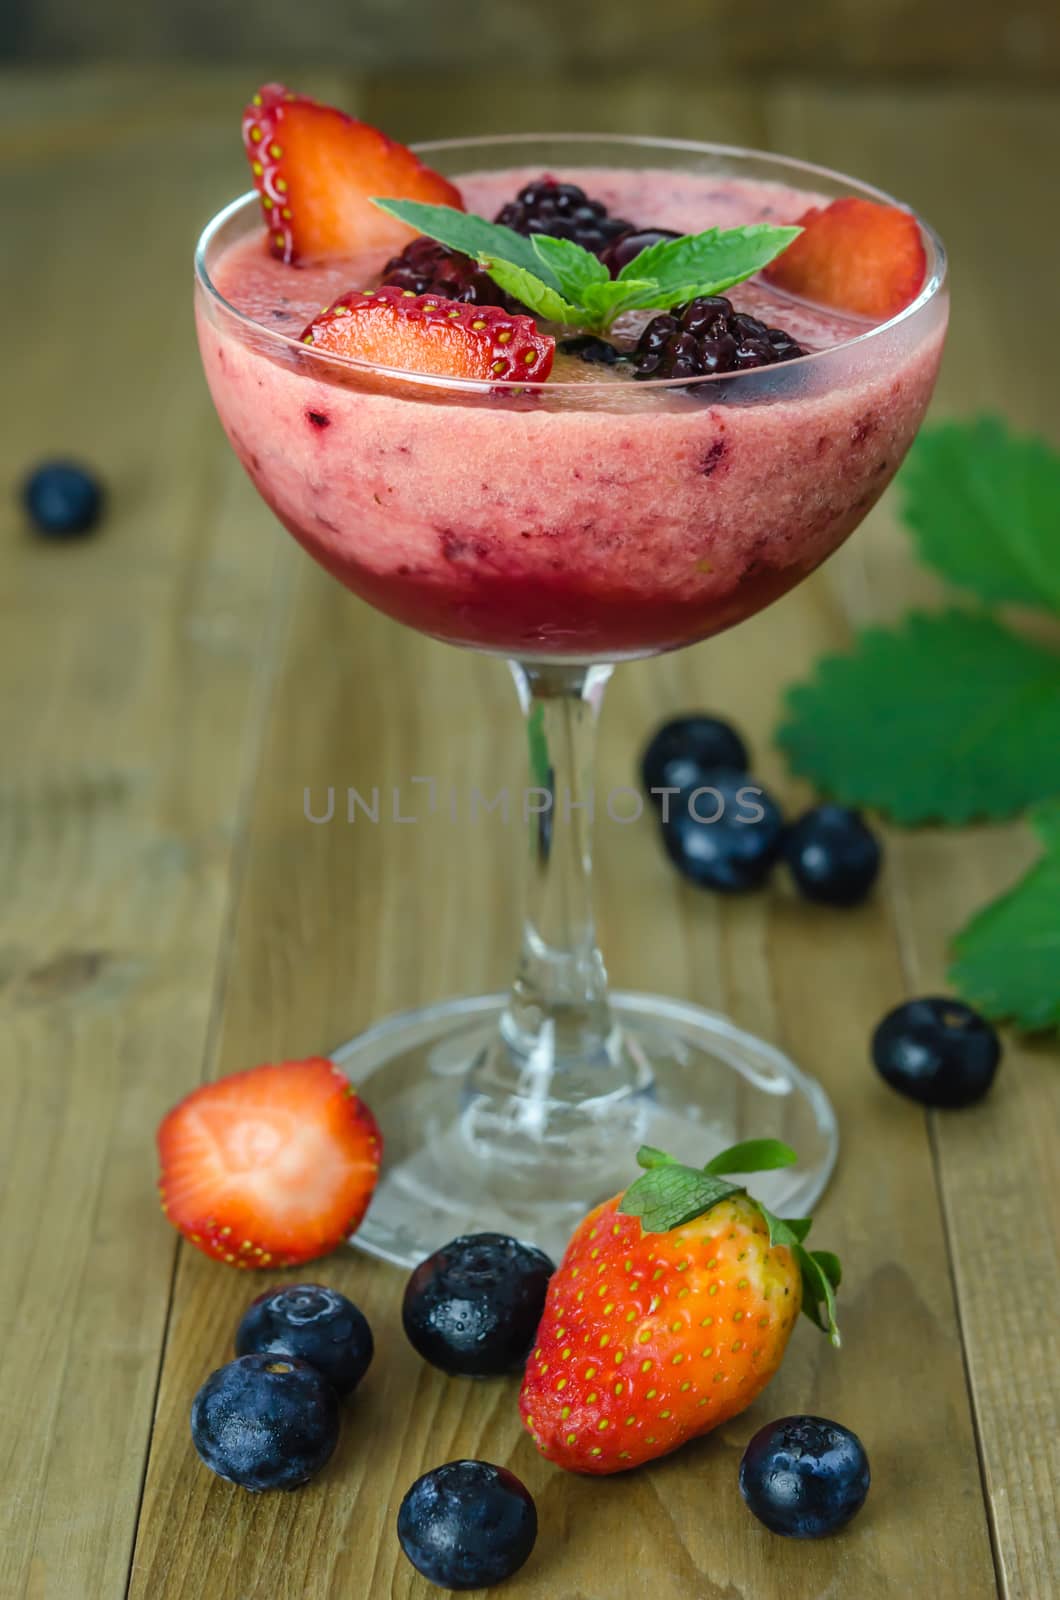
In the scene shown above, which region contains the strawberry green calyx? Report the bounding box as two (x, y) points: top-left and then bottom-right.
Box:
(618, 1142), (842, 1347)
(370, 197), (800, 335)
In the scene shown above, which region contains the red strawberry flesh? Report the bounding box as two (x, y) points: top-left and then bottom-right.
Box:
(301, 287), (555, 383)
(242, 83), (463, 264)
(763, 196), (926, 320)
(157, 1057), (382, 1268)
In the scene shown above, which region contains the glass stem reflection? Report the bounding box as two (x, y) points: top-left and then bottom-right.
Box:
(498, 661), (620, 1092)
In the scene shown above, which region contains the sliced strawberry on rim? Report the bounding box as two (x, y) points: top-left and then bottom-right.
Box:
(242, 83), (463, 264)
(301, 287), (555, 383)
(762, 196), (927, 320)
(157, 1057), (382, 1269)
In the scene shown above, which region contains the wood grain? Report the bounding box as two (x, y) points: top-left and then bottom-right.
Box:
(767, 84), (1060, 1600)
(2, 66), (1057, 1600)
(0, 70), (334, 1600)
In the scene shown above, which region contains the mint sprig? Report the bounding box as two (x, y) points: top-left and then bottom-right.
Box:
(618, 1142), (841, 1345)
(775, 415), (1060, 1032)
(371, 197), (799, 333)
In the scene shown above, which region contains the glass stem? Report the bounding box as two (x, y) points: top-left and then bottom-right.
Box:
(499, 661), (616, 1078)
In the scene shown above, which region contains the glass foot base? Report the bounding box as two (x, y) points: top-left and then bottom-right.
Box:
(333, 992), (838, 1270)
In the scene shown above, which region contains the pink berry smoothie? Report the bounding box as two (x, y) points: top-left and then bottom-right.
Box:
(196, 166), (947, 659)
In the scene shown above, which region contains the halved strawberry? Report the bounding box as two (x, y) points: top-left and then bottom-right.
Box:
(301, 287), (555, 383)
(242, 83), (463, 263)
(157, 1058), (382, 1269)
(763, 196), (927, 320)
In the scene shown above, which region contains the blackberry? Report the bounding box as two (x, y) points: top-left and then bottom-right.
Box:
(632, 296), (805, 381)
(380, 237), (508, 307)
(494, 178), (633, 256)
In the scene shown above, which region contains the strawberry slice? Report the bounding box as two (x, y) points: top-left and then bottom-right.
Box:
(242, 83), (463, 263)
(301, 287), (555, 382)
(762, 196), (927, 320)
(157, 1058), (382, 1269)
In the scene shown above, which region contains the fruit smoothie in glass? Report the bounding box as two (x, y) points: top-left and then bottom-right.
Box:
(195, 103), (948, 1266)
(198, 159), (945, 662)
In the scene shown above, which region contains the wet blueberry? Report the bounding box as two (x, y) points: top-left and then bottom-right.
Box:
(872, 997), (1001, 1108)
(235, 1284), (373, 1397)
(641, 714), (750, 800)
(397, 1460), (537, 1590)
(740, 1415), (870, 1538)
(22, 461), (103, 537)
(660, 773), (784, 893)
(190, 1353), (340, 1492)
(402, 1233), (554, 1377)
(782, 805), (882, 907)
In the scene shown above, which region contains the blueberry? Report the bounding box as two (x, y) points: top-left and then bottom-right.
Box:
(190, 1353), (340, 1492)
(397, 1460), (537, 1590)
(235, 1284), (373, 1397)
(22, 461), (103, 538)
(660, 773), (784, 893)
(782, 804), (882, 907)
(872, 997), (1001, 1108)
(402, 1233), (554, 1377)
(739, 1415), (870, 1538)
(641, 714), (749, 800)
(558, 334), (621, 366)
(599, 226), (682, 276)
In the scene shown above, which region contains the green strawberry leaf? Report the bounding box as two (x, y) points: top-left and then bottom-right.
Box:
(796, 1248), (842, 1347)
(623, 1147), (840, 1343)
(703, 1139), (798, 1176)
(949, 801), (1060, 1030)
(617, 223), (801, 305)
(777, 611), (1060, 824)
(619, 1163), (742, 1233)
(899, 418), (1060, 614)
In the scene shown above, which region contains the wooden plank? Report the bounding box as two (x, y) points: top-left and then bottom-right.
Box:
(766, 83), (1060, 1600)
(128, 77), (1004, 1600)
(0, 70), (340, 1600)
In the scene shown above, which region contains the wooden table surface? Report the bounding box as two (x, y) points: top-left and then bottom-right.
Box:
(2, 66), (1058, 1600)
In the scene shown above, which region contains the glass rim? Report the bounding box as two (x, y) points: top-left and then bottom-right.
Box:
(193, 131), (948, 397)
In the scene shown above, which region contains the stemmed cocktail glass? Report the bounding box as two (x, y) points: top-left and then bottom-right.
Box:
(195, 135), (947, 1266)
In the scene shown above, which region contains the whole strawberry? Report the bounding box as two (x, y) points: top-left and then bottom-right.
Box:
(519, 1141), (840, 1475)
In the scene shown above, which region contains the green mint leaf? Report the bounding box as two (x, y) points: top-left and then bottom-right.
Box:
(370, 198), (557, 286)
(617, 223), (801, 305)
(899, 417), (1060, 614)
(577, 278), (661, 325)
(949, 800), (1060, 1031)
(777, 611), (1060, 824)
(478, 257), (583, 326)
(618, 1164), (742, 1233)
(530, 233), (610, 296)
(703, 1139), (798, 1177)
